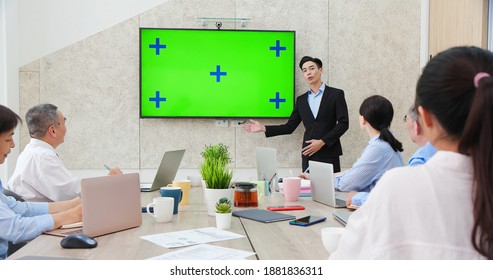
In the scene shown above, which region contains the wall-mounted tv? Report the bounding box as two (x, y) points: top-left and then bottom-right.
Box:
(140, 28), (295, 118)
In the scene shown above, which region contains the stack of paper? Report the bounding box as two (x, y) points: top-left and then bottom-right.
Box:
(300, 180), (311, 197)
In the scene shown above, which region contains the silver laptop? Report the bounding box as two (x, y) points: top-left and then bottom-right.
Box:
(140, 149), (185, 192)
(309, 160), (346, 208)
(256, 146), (278, 190)
(333, 211), (353, 226)
(45, 173), (142, 237)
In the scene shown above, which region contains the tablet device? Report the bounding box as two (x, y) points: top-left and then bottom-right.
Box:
(232, 209), (295, 223)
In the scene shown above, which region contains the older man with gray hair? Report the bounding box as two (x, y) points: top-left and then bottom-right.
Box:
(404, 105), (437, 166)
(6, 104), (121, 202)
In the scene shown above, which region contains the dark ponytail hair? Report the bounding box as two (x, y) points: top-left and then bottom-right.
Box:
(416, 46), (493, 259)
(359, 95), (403, 152)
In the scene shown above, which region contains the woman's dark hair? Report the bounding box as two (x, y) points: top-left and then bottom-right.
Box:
(0, 104), (21, 134)
(416, 46), (493, 259)
(359, 95), (403, 152)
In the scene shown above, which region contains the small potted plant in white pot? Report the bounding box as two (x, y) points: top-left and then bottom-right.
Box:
(215, 197), (232, 230)
(200, 143), (234, 216)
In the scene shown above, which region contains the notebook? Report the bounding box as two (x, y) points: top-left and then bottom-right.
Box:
(232, 209), (295, 223)
(140, 149), (185, 192)
(333, 211), (353, 226)
(44, 173), (142, 237)
(309, 160), (346, 208)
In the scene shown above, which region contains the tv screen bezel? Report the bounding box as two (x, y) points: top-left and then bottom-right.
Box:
(139, 27), (296, 119)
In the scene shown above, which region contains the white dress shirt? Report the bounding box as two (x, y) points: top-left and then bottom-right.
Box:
(330, 151), (484, 259)
(7, 138), (80, 202)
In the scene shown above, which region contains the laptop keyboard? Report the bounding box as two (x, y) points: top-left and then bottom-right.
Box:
(65, 228), (83, 235)
(336, 198), (346, 207)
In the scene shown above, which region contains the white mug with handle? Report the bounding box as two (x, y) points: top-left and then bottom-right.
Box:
(146, 197), (174, 223)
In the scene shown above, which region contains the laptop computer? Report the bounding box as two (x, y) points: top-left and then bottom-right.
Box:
(45, 173), (142, 237)
(309, 160), (346, 208)
(333, 211), (353, 226)
(140, 149), (185, 192)
(255, 146), (278, 191)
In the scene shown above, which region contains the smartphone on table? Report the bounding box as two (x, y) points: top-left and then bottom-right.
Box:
(289, 215), (326, 226)
(266, 205), (305, 211)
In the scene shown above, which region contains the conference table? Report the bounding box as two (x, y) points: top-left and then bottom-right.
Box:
(9, 186), (348, 260)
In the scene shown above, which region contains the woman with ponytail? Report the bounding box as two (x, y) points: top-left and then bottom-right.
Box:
(331, 46), (493, 259)
(331, 95), (404, 192)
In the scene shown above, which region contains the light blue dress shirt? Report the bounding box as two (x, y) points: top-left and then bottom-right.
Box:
(408, 141), (437, 166)
(335, 134), (404, 192)
(307, 83), (325, 118)
(0, 180), (53, 259)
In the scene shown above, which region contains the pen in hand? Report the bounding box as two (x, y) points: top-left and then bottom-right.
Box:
(104, 164), (111, 171)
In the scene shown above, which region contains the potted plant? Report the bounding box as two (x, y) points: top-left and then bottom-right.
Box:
(200, 144), (234, 216)
(215, 197), (232, 230)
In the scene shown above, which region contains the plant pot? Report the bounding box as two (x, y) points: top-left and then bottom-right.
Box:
(215, 212), (232, 230)
(204, 188), (233, 216)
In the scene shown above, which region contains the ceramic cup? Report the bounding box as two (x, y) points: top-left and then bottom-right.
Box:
(282, 177), (301, 202)
(146, 197), (174, 223)
(168, 180), (191, 205)
(321, 227), (346, 255)
(160, 186), (182, 214)
(187, 175), (202, 187)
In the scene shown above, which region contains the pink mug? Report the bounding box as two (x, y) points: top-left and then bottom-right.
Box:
(283, 177), (301, 202)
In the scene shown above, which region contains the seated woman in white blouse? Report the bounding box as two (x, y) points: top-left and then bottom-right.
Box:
(331, 46), (493, 259)
(301, 95), (404, 192)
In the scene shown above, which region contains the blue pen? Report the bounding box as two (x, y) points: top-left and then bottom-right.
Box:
(104, 164), (111, 171)
(142, 207), (154, 213)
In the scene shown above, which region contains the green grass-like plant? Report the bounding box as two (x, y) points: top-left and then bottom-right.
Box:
(200, 144), (234, 189)
(215, 197), (232, 214)
(200, 143), (231, 167)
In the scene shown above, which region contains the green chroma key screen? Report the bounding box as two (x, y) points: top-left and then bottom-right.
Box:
(140, 28), (295, 118)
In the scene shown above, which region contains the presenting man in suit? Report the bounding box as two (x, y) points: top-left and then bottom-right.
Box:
(243, 56), (349, 172)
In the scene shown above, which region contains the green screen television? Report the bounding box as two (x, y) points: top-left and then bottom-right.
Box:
(140, 28), (295, 118)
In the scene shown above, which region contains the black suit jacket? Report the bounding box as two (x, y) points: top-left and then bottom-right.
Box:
(265, 85), (349, 166)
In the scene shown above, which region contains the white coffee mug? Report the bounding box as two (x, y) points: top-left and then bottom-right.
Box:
(187, 175), (202, 187)
(146, 197), (174, 223)
(321, 227), (346, 254)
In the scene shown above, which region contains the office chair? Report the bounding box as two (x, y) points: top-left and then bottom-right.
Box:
(3, 189), (24, 202)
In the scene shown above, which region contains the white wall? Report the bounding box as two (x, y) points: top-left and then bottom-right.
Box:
(1, 0), (168, 182)
(0, 0), (19, 183)
(18, 0), (169, 66)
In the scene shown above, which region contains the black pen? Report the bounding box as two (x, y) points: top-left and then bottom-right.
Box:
(268, 173), (277, 193)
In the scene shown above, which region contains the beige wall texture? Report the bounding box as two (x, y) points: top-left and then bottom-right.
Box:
(18, 0), (421, 170)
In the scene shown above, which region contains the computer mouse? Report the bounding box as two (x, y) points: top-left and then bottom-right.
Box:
(60, 234), (98, 249)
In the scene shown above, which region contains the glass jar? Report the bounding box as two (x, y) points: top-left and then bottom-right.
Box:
(234, 182), (258, 207)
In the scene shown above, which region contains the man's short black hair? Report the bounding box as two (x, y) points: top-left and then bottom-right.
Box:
(299, 56), (323, 69)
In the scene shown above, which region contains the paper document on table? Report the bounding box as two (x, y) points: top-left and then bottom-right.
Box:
(140, 227), (245, 248)
(148, 244), (255, 260)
